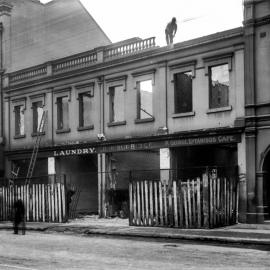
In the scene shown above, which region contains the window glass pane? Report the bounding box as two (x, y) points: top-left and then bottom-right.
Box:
(20, 107), (24, 135)
(33, 101), (43, 132)
(15, 105), (24, 136)
(57, 96), (69, 130)
(209, 64), (229, 109)
(174, 71), (192, 113)
(110, 85), (125, 122)
(79, 92), (92, 127)
(139, 80), (153, 119)
(62, 96), (69, 129)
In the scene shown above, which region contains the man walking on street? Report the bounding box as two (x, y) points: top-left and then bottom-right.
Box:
(13, 199), (26, 235)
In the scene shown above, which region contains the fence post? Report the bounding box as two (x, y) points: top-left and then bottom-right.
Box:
(202, 173), (209, 228)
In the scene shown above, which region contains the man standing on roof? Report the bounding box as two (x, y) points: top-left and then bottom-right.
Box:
(165, 17), (177, 45)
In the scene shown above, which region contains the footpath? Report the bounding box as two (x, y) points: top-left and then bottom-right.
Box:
(1, 216), (270, 246)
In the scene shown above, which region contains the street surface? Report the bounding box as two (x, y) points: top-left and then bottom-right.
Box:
(0, 230), (269, 269)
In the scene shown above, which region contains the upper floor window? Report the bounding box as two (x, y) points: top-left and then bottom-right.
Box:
(14, 105), (25, 136)
(109, 85), (125, 123)
(209, 64), (230, 109)
(174, 71), (193, 113)
(56, 96), (69, 130)
(32, 101), (44, 134)
(78, 91), (93, 128)
(137, 80), (153, 120)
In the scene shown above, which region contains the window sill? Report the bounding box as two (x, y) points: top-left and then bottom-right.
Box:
(14, 134), (26, 140)
(107, 121), (126, 127)
(77, 125), (94, 131)
(207, 105), (232, 114)
(172, 111), (195, 118)
(56, 128), (71, 134)
(134, 117), (155, 124)
(31, 131), (45, 137)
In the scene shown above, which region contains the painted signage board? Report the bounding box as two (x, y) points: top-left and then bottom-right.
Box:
(52, 134), (241, 157)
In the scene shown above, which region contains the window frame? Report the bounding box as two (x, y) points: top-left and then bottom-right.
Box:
(12, 97), (26, 139)
(169, 60), (196, 118)
(75, 82), (95, 131)
(132, 69), (155, 124)
(203, 53), (233, 113)
(54, 87), (71, 134)
(30, 93), (46, 137)
(105, 75), (127, 127)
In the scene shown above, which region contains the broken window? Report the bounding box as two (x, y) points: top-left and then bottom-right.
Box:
(109, 85), (125, 122)
(57, 96), (69, 130)
(14, 105), (25, 136)
(174, 71), (193, 113)
(78, 91), (93, 127)
(32, 101), (44, 133)
(209, 64), (229, 109)
(137, 80), (153, 119)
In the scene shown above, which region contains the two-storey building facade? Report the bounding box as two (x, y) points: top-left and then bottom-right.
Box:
(2, 27), (246, 217)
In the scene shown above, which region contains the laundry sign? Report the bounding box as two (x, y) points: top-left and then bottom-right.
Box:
(53, 147), (96, 157)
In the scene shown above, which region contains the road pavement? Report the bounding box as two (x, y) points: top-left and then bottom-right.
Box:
(0, 230), (270, 270)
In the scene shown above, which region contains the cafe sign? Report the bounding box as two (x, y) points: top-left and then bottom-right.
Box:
(53, 134), (241, 156)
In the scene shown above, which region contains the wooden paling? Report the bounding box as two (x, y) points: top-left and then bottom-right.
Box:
(129, 173), (238, 229)
(0, 183), (66, 223)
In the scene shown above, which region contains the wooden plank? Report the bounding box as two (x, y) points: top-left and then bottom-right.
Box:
(149, 181), (154, 226)
(38, 184), (41, 221)
(42, 184), (45, 222)
(54, 184), (59, 222)
(187, 180), (192, 227)
(133, 182), (137, 225)
(196, 178), (201, 228)
(224, 178), (227, 225)
(51, 184), (55, 222)
(178, 182), (183, 228)
(141, 181), (145, 225)
(154, 181), (158, 225)
(227, 178), (230, 225)
(216, 178), (220, 225)
(136, 181), (141, 226)
(159, 182), (163, 226)
(213, 178), (216, 227)
(48, 185), (51, 222)
(61, 184), (66, 222)
(168, 190), (173, 226)
(163, 183), (168, 226)
(35, 185), (38, 221)
(173, 181), (178, 227)
(57, 183), (62, 223)
(202, 173), (209, 228)
(129, 182), (133, 225)
(31, 185), (35, 222)
(145, 181), (149, 226)
(209, 178), (213, 228)
(192, 180), (196, 226)
(183, 187), (188, 228)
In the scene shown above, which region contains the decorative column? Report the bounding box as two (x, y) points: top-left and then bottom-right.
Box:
(256, 171), (266, 223)
(237, 134), (247, 223)
(98, 153), (106, 217)
(245, 129), (257, 223)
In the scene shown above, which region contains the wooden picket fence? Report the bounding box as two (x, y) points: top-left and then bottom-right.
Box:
(0, 183), (66, 223)
(129, 174), (238, 228)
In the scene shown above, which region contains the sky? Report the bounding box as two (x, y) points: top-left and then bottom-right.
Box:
(41, 0), (243, 46)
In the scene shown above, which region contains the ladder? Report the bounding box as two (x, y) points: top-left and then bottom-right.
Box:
(9, 164), (20, 186)
(25, 110), (47, 185)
